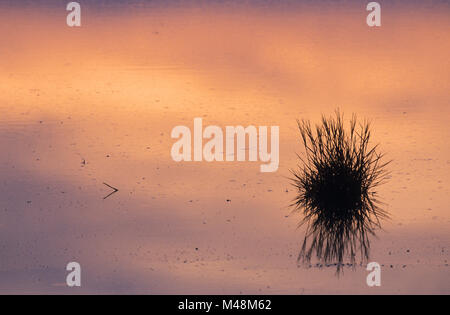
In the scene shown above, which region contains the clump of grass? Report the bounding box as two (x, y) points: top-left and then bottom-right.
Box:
(291, 110), (390, 273)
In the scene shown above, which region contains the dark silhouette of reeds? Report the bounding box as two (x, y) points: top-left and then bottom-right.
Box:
(291, 110), (390, 274)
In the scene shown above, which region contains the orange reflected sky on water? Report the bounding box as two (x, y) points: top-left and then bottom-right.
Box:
(0, 4), (449, 293)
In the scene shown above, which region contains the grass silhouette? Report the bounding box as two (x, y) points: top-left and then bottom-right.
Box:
(291, 110), (390, 273)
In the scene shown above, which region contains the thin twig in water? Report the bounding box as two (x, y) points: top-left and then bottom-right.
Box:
(103, 182), (119, 200)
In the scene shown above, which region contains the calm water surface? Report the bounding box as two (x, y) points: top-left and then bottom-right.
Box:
(0, 2), (448, 293)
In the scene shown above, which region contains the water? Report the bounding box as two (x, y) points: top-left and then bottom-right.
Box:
(0, 1), (448, 293)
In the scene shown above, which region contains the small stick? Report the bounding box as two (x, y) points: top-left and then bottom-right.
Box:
(103, 182), (119, 200)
